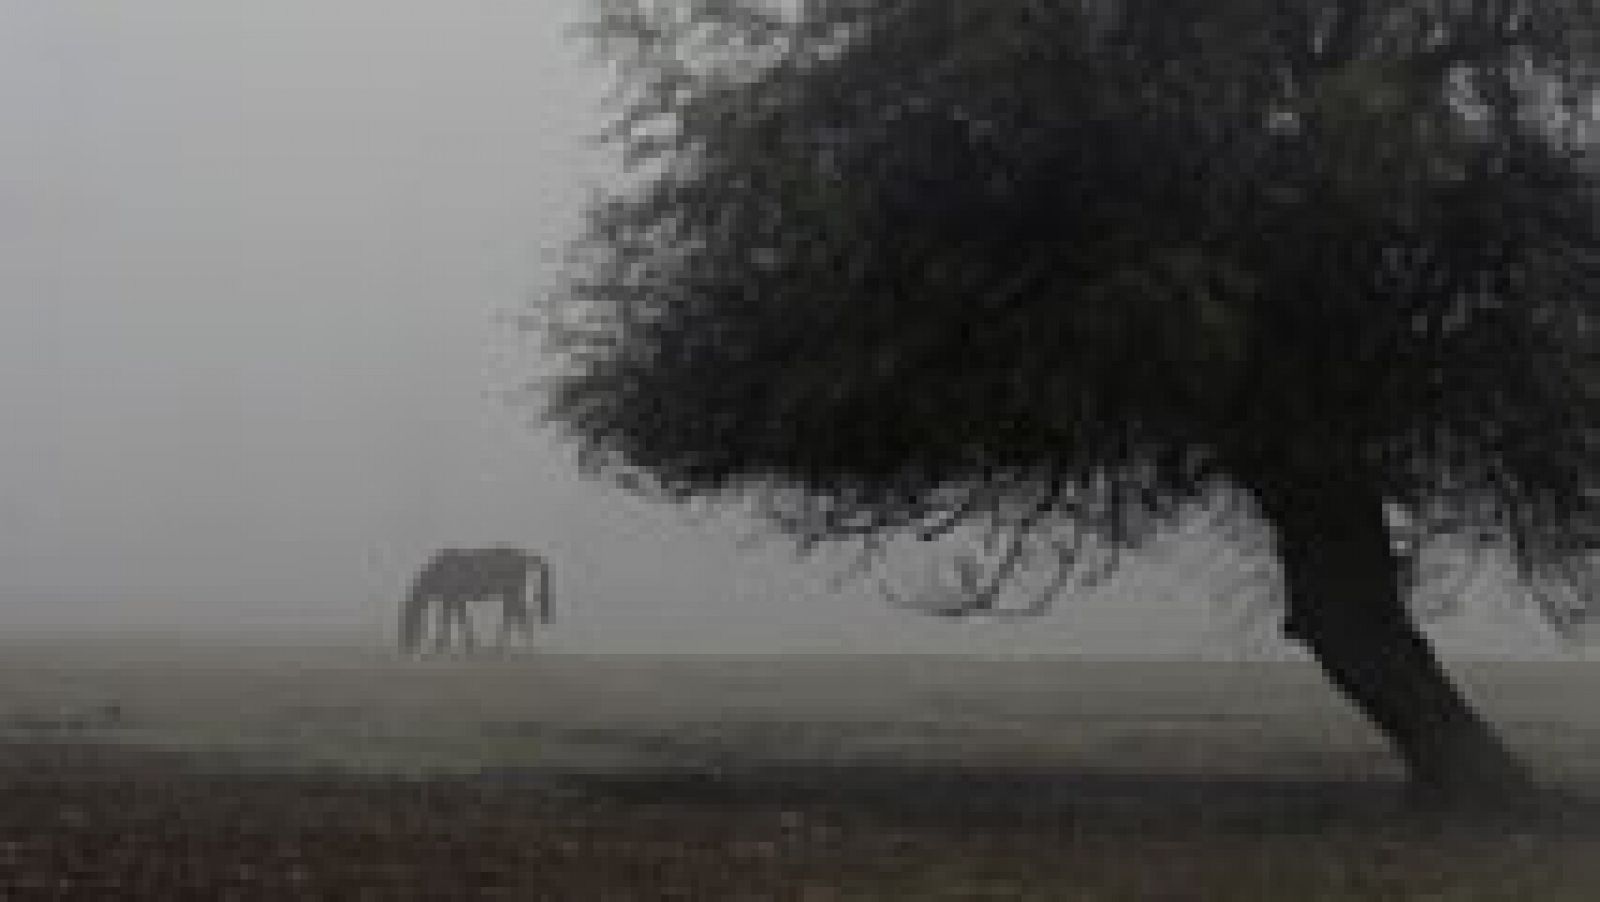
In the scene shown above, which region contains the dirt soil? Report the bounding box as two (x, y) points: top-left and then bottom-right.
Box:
(4, 740), (1600, 900)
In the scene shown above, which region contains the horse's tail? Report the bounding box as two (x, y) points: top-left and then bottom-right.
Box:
(399, 586), (429, 652)
(531, 556), (553, 624)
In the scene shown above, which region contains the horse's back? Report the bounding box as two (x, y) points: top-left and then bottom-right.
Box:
(413, 547), (533, 596)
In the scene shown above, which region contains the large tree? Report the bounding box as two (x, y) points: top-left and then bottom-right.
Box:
(546, 0), (1600, 803)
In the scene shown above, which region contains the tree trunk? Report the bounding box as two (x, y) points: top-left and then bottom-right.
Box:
(1246, 473), (1532, 805)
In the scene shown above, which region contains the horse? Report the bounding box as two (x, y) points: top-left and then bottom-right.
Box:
(399, 546), (552, 653)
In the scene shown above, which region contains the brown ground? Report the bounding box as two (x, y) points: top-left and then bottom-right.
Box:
(4, 740), (1600, 900)
(3, 649), (1599, 898)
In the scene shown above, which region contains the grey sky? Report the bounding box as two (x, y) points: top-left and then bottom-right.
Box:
(0, 2), (1570, 655)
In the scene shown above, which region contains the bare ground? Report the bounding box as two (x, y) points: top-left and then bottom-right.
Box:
(2, 645), (1599, 898)
(6, 741), (1600, 899)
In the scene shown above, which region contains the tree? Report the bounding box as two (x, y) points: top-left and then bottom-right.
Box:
(546, 0), (1600, 803)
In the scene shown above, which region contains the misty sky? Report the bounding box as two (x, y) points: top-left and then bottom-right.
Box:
(0, 1), (1570, 656)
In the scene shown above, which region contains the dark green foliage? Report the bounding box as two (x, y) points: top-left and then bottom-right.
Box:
(547, 0), (1599, 622)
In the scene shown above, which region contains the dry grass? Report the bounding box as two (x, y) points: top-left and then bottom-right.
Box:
(3, 743), (1598, 899)
(1, 643), (1598, 898)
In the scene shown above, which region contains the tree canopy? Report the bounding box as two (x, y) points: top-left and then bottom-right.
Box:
(552, 0), (1598, 613)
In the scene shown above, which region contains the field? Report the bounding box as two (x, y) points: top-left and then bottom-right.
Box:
(1, 640), (1599, 898)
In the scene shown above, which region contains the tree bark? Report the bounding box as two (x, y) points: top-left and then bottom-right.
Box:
(1246, 473), (1532, 805)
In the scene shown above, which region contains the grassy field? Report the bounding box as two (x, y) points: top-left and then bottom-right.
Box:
(1, 641), (1598, 897)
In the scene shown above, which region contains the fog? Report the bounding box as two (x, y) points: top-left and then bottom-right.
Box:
(0, 1), (1574, 657)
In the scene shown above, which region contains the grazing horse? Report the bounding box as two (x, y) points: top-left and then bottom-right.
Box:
(399, 547), (552, 653)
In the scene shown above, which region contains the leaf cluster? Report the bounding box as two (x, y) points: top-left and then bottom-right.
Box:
(547, 0), (1600, 618)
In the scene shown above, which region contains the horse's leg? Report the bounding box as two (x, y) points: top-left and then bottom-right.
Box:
(400, 589), (426, 653)
(501, 588), (531, 649)
(495, 594), (513, 649)
(434, 598), (452, 652)
(458, 601), (477, 652)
